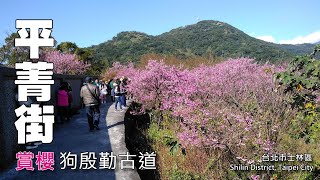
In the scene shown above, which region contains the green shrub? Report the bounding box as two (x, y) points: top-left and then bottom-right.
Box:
(276, 45), (320, 143)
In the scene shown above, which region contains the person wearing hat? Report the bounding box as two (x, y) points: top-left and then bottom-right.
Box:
(80, 77), (100, 131)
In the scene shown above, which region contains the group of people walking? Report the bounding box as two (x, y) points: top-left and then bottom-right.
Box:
(56, 76), (129, 132)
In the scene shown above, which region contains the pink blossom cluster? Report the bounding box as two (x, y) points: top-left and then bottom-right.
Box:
(40, 50), (90, 75)
(114, 58), (286, 162)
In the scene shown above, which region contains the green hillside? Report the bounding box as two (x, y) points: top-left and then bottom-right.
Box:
(89, 20), (314, 65)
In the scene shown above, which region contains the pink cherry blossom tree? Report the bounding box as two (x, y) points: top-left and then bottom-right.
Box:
(112, 58), (293, 168)
(40, 50), (90, 75)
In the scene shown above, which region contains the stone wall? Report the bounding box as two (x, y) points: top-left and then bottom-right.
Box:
(0, 65), (96, 169)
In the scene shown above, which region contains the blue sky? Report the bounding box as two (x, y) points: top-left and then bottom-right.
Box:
(0, 0), (319, 47)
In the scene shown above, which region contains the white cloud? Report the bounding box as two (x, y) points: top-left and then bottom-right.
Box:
(256, 35), (276, 43)
(279, 31), (320, 44)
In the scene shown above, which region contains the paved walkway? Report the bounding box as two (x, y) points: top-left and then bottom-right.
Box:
(0, 101), (140, 180)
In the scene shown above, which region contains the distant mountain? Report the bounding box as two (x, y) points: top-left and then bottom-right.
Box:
(89, 20), (315, 65)
(276, 43), (315, 56)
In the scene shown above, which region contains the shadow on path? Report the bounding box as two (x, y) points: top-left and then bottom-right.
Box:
(124, 102), (161, 180)
(1, 102), (116, 180)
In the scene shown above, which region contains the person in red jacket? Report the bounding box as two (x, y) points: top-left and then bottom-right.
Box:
(57, 82), (69, 124)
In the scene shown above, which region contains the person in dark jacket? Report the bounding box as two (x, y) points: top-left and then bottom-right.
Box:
(80, 77), (100, 131)
(113, 79), (123, 112)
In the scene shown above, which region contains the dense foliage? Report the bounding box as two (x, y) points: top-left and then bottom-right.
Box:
(0, 33), (29, 65)
(90, 20), (314, 65)
(276, 45), (320, 143)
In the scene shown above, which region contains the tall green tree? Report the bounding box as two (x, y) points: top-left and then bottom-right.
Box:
(76, 48), (93, 64)
(56, 41), (78, 54)
(0, 32), (57, 65)
(0, 33), (29, 65)
(56, 42), (94, 63)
